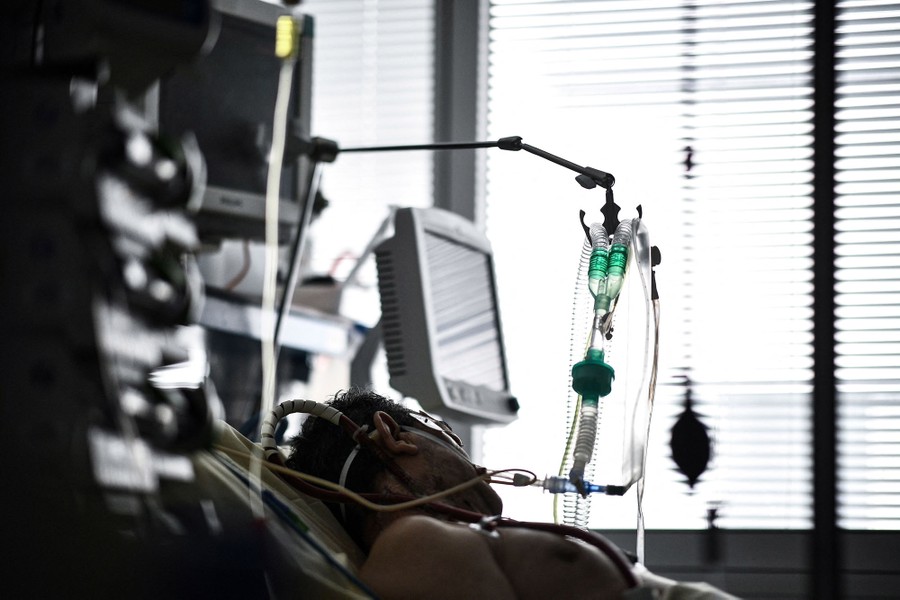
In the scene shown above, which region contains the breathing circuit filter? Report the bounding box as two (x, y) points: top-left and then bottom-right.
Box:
(569, 346), (615, 485)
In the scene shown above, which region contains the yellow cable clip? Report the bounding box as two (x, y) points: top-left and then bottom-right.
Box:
(275, 15), (300, 59)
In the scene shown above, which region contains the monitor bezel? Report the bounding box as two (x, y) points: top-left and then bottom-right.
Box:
(375, 207), (517, 424)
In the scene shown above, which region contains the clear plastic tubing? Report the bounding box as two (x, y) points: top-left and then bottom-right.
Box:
(571, 401), (598, 481)
(595, 221), (632, 314)
(571, 222), (612, 483)
(587, 223), (609, 350)
(588, 223), (610, 298)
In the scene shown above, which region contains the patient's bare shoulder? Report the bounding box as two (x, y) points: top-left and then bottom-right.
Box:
(359, 515), (516, 599)
(359, 515), (628, 600)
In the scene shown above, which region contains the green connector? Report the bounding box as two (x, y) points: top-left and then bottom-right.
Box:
(571, 347), (615, 402)
(588, 247), (610, 297)
(605, 243), (629, 297)
(594, 242), (629, 313)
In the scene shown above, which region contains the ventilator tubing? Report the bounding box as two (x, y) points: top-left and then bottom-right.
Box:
(570, 402), (598, 482)
(595, 221), (633, 315)
(260, 399), (342, 461)
(560, 234), (598, 525)
(568, 220), (619, 490)
(570, 346), (615, 487)
(587, 223), (610, 299)
(566, 218), (655, 497)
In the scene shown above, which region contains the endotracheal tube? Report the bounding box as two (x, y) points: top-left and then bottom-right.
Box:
(569, 220), (633, 495)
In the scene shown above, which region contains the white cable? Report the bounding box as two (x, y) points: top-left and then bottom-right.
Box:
(250, 55), (296, 519)
(636, 299), (661, 564)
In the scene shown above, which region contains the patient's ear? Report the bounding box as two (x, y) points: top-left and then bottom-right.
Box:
(372, 411), (418, 456)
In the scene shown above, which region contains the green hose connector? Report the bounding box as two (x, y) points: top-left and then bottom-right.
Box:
(594, 242), (629, 314)
(588, 247), (610, 297)
(606, 242), (629, 295)
(571, 347), (615, 402)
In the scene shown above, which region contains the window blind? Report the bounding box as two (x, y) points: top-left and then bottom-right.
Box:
(292, 0), (900, 532)
(482, 0), (817, 530)
(835, 0), (900, 530)
(299, 0), (435, 283)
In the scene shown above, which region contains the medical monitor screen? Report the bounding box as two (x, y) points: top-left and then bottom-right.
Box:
(425, 232), (506, 392)
(375, 207), (517, 424)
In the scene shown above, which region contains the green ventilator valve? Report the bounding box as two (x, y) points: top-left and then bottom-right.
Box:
(571, 347), (615, 403)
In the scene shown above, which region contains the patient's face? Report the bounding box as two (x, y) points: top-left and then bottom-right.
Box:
(388, 425), (504, 517)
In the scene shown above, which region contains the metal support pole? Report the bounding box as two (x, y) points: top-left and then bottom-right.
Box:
(812, 0), (839, 598)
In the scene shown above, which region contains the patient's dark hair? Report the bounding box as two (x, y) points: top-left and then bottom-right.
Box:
(285, 388), (417, 548)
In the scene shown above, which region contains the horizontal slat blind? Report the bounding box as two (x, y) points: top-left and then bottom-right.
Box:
(482, 0), (691, 528)
(300, 0), (435, 283)
(835, 0), (900, 530)
(482, 0), (815, 529)
(681, 0), (815, 529)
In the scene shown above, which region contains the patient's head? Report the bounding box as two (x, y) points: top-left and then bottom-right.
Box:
(286, 388), (502, 550)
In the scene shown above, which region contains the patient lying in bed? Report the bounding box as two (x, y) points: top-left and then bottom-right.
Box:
(205, 388), (736, 599)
